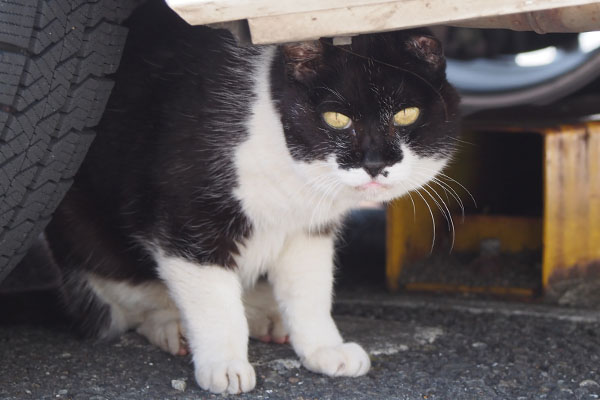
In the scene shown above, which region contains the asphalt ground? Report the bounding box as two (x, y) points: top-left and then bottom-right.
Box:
(2, 291), (600, 400)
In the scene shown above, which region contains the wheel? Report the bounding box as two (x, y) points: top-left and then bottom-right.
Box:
(0, 0), (140, 282)
(441, 29), (600, 113)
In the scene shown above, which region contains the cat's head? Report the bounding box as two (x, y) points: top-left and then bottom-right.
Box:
(272, 29), (460, 203)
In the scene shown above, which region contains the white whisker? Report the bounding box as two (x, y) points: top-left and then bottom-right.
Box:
(411, 188), (436, 254)
(424, 183), (455, 253)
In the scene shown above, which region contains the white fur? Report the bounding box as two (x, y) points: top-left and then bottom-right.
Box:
(268, 232), (371, 376)
(233, 49), (356, 235)
(87, 274), (184, 355)
(148, 47), (448, 393)
(244, 280), (287, 342)
(155, 254), (255, 394)
(332, 146), (448, 203)
(87, 274), (183, 348)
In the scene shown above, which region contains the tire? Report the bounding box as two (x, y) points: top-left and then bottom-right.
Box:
(452, 49), (600, 113)
(0, 0), (140, 282)
(443, 30), (600, 114)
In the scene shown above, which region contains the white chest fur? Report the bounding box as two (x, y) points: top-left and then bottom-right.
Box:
(232, 49), (355, 287)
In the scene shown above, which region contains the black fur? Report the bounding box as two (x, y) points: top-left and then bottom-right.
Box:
(272, 33), (459, 166)
(45, 0), (460, 337)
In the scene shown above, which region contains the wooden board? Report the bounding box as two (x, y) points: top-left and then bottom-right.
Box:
(166, 0), (600, 44)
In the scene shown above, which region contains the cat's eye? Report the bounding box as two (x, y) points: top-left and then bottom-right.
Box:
(393, 107), (420, 126)
(322, 112), (352, 130)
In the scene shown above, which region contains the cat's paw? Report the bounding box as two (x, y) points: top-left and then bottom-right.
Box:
(247, 310), (288, 344)
(195, 360), (256, 394)
(244, 281), (289, 344)
(136, 311), (188, 356)
(302, 342), (370, 377)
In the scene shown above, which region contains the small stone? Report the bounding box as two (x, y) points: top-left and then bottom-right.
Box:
(580, 379), (600, 388)
(480, 238), (501, 256)
(472, 342), (487, 349)
(288, 377), (299, 383)
(171, 379), (186, 392)
(59, 353), (71, 358)
(57, 390), (68, 395)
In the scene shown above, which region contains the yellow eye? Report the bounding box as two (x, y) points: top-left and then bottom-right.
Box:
(393, 107), (420, 126)
(322, 112), (351, 130)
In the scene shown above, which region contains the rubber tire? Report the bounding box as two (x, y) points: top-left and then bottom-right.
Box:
(0, 0), (140, 282)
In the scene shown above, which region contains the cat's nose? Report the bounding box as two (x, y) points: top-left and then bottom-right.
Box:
(363, 162), (385, 178)
(362, 152), (386, 177)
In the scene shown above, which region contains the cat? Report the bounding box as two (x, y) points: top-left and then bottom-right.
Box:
(45, 0), (460, 394)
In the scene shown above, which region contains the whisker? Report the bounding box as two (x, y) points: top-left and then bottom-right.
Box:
(425, 183), (455, 253)
(448, 136), (477, 146)
(420, 184), (450, 230)
(411, 188), (436, 254)
(410, 166), (477, 208)
(399, 183), (417, 222)
(435, 173), (477, 208)
(431, 177), (465, 222)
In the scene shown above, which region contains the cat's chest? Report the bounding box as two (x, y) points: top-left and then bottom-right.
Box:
(234, 227), (289, 287)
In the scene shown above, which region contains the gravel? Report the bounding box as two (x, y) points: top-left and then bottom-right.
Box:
(1, 292), (599, 400)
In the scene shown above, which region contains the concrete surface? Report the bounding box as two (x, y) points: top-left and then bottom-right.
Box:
(2, 292), (600, 400)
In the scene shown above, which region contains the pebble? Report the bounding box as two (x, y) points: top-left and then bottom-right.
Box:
(472, 342), (487, 349)
(580, 380), (600, 388)
(171, 379), (186, 392)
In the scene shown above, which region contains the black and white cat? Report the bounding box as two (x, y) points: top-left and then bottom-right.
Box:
(46, 0), (460, 394)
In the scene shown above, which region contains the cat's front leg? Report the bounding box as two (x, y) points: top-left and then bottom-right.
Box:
(269, 233), (370, 377)
(155, 253), (256, 394)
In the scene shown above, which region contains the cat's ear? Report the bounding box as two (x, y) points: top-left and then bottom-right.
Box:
(405, 34), (445, 72)
(281, 41), (324, 83)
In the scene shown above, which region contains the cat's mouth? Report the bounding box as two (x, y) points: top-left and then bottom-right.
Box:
(356, 181), (390, 191)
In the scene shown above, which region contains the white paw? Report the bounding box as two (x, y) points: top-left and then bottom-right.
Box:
(244, 281), (289, 344)
(195, 360), (256, 394)
(247, 309), (288, 344)
(302, 342), (371, 377)
(136, 311), (188, 356)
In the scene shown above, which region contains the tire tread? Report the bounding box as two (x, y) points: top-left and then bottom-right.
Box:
(0, 0), (138, 281)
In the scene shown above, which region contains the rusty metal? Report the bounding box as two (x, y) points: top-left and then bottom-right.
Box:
(542, 123), (600, 289)
(386, 120), (600, 297)
(453, 4), (600, 33)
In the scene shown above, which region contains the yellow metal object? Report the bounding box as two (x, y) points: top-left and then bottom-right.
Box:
(542, 123), (600, 287)
(385, 191), (433, 291)
(404, 282), (535, 297)
(453, 215), (542, 253)
(386, 121), (600, 294)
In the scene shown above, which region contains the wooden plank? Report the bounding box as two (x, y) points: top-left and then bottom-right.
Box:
(543, 123), (600, 288)
(166, 0), (403, 25)
(166, 0), (600, 43)
(246, 0), (599, 44)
